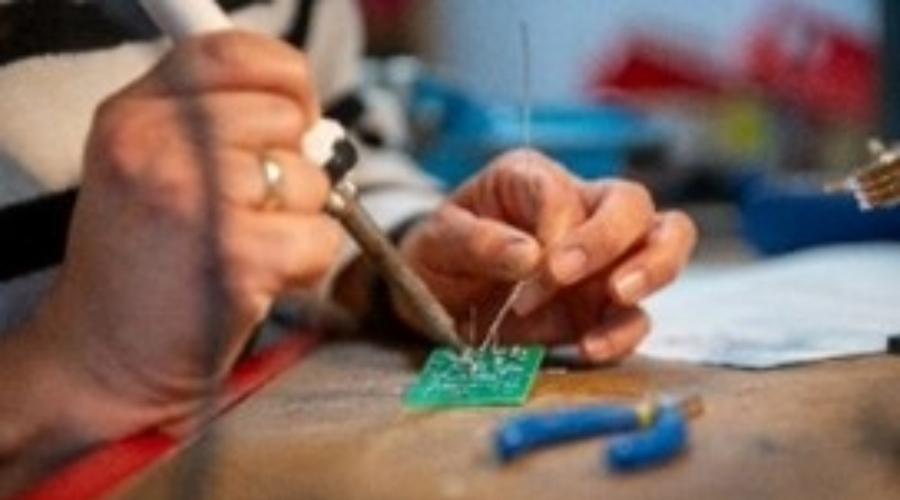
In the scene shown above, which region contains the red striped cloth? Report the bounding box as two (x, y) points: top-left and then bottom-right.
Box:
(18, 332), (321, 500)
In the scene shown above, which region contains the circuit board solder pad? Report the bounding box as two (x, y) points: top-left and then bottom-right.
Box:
(405, 345), (545, 409)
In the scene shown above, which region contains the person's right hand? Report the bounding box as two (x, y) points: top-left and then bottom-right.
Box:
(22, 31), (342, 446)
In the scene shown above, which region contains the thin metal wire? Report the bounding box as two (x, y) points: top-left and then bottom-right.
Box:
(480, 280), (526, 350)
(467, 305), (477, 345)
(478, 21), (534, 353)
(520, 20), (532, 150)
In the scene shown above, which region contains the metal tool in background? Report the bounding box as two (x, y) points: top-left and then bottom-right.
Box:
(825, 139), (900, 210)
(494, 394), (703, 472)
(138, 0), (462, 349)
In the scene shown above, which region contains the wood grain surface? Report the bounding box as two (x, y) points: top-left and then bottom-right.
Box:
(115, 340), (900, 500)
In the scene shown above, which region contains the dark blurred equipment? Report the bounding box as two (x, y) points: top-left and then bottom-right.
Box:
(0, 0), (270, 64)
(883, 0), (900, 140)
(825, 139), (900, 210)
(738, 175), (900, 255)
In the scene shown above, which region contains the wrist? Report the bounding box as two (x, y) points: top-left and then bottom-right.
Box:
(1, 300), (193, 465)
(0, 323), (99, 496)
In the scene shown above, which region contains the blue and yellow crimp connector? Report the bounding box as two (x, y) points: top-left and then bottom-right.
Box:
(494, 394), (703, 472)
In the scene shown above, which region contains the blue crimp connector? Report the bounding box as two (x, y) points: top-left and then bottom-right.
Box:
(495, 405), (641, 462)
(606, 405), (688, 472)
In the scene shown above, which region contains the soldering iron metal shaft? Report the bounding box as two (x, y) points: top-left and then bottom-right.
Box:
(326, 183), (463, 349)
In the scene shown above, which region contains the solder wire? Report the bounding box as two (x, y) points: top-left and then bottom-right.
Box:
(520, 20), (532, 150)
(479, 21), (533, 352)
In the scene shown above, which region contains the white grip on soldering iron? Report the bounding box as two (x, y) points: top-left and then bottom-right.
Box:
(139, 0), (231, 40)
(138, 0), (348, 169)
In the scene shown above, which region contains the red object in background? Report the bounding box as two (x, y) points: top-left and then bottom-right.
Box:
(745, 5), (876, 124)
(588, 35), (730, 102)
(587, 6), (876, 125)
(17, 333), (321, 500)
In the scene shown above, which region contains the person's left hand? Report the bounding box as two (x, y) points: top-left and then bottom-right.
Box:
(399, 149), (697, 363)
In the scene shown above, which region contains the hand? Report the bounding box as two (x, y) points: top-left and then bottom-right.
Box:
(400, 149), (696, 363)
(17, 32), (342, 445)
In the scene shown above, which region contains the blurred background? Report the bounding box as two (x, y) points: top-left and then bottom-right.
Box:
(360, 0), (900, 259)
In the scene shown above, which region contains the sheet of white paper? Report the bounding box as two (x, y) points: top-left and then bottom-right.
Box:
(639, 243), (900, 368)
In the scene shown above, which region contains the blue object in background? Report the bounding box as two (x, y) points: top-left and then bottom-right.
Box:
(410, 77), (663, 188)
(738, 173), (900, 255)
(607, 406), (688, 472)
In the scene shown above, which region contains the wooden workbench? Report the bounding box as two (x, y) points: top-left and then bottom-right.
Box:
(114, 336), (899, 500)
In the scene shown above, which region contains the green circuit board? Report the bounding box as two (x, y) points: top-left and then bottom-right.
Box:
(405, 345), (545, 409)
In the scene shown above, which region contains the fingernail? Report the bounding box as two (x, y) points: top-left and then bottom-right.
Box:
(512, 277), (549, 316)
(549, 247), (587, 284)
(614, 270), (648, 304)
(582, 336), (613, 362)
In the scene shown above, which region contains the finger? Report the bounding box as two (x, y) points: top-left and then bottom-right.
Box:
(405, 203), (542, 282)
(156, 91), (308, 151)
(123, 31), (319, 123)
(514, 180), (655, 315)
(275, 214), (344, 287)
(609, 210), (698, 306)
(400, 204), (541, 320)
(496, 300), (581, 346)
(223, 210), (344, 291)
(454, 148), (586, 245)
(579, 307), (650, 364)
(219, 148), (330, 213)
(549, 180), (655, 285)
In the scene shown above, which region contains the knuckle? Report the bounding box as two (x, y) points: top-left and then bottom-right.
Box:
(466, 222), (497, 258)
(321, 218), (344, 253)
(606, 181), (655, 233)
(433, 205), (457, 227)
(307, 164), (332, 210)
(428, 205), (461, 239)
(290, 160), (330, 212)
(620, 181), (655, 214)
(305, 218), (343, 276)
(651, 260), (680, 287)
(266, 96), (305, 138)
(224, 272), (268, 321)
(90, 98), (205, 224)
(491, 148), (555, 176)
(192, 31), (310, 93)
(498, 147), (539, 166)
(90, 100), (155, 183)
(289, 51), (312, 88)
(195, 31), (260, 71)
(218, 224), (275, 318)
(407, 207), (453, 258)
(140, 168), (199, 223)
(610, 180), (653, 206)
